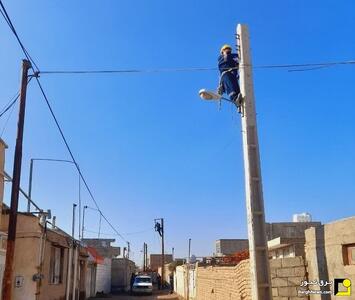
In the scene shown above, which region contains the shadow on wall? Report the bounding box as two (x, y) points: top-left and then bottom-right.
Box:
(315, 226), (330, 300)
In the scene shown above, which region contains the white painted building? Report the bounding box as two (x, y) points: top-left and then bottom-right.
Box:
(96, 257), (112, 294)
(82, 238), (120, 295)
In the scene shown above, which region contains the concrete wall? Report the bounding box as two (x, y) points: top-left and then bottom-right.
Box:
(1, 214), (42, 300)
(269, 242), (306, 259)
(174, 265), (187, 299)
(149, 254), (173, 271)
(305, 217), (355, 300)
(85, 263), (96, 298)
(215, 239), (249, 256)
(111, 258), (135, 292)
(96, 257), (112, 294)
(0, 234), (7, 299)
(266, 222), (321, 240)
(81, 238), (120, 258)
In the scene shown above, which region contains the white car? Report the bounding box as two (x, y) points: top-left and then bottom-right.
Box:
(132, 275), (153, 295)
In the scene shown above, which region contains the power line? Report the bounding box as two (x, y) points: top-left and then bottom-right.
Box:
(0, 1), (39, 72)
(0, 76), (33, 119)
(38, 60), (355, 75)
(0, 0), (128, 244)
(0, 95), (18, 118)
(84, 228), (152, 237)
(0, 97), (16, 138)
(35, 76), (128, 244)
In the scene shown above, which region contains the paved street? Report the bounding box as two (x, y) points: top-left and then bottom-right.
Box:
(93, 289), (180, 300)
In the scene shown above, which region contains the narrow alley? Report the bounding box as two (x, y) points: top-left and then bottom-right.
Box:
(94, 289), (180, 300)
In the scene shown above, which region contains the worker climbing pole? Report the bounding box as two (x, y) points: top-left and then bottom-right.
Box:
(217, 44), (243, 112)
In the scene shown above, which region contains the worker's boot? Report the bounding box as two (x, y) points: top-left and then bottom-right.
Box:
(233, 93), (243, 113)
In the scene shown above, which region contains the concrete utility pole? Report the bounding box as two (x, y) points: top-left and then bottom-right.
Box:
(27, 158), (34, 212)
(143, 243), (146, 271)
(154, 218), (164, 288)
(82, 205), (88, 239)
(66, 204), (76, 300)
(186, 238), (191, 300)
(237, 24), (272, 300)
(2, 59), (31, 300)
(145, 243), (148, 270)
(143, 242), (148, 271)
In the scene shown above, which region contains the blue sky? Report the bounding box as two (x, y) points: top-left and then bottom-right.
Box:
(0, 0), (354, 264)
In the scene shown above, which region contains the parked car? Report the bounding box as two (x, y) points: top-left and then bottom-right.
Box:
(132, 275), (153, 295)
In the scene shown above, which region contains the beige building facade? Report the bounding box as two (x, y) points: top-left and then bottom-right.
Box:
(0, 211), (88, 300)
(305, 217), (355, 299)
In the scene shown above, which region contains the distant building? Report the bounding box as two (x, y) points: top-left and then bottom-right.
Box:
(265, 221), (321, 240)
(293, 212), (312, 222)
(215, 239), (249, 256)
(215, 221), (322, 259)
(266, 221), (321, 259)
(149, 254), (173, 271)
(82, 238), (120, 294)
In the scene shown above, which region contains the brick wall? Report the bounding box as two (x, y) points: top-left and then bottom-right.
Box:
(195, 257), (307, 300)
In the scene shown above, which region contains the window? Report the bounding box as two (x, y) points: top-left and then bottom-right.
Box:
(49, 246), (64, 284)
(343, 244), (355, 265)
(135, 277), (152, 283)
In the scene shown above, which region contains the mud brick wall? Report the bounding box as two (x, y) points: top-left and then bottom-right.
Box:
(196, 259), (251, 300)
(195, 257), (307, 300)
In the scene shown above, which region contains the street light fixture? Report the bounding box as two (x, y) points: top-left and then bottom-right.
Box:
(199, 88), (236, 104)
(27, 158), (82, 239)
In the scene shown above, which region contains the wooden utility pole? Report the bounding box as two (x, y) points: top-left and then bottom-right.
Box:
(161, 219), (165, 288)
(2, 59), (31, 300)
(237, 24), (272, 300)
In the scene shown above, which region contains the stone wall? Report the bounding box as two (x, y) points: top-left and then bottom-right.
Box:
(194, 257), (307, 300)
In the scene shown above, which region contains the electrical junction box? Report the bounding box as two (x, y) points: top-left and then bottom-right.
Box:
(15, 275), (24, 288)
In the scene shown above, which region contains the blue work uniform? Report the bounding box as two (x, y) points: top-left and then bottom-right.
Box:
(218, 53), (240, 101)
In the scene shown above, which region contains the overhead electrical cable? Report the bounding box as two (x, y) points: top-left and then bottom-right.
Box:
(0, 0), (128, 244)
(38, 60), (355, 75)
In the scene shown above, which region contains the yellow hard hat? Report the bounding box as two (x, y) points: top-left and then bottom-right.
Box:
(220, 44), (232, 53)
